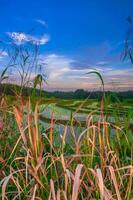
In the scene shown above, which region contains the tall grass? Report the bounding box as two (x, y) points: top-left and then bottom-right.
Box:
(0, 95), (133, 200)
(0, 42), (133, 199)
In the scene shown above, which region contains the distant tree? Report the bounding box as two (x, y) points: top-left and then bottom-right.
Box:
(74, 89), (88, 99)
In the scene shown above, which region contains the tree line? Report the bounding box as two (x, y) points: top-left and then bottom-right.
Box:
(0, 83), (133, 102)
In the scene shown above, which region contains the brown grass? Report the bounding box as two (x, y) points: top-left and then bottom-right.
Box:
(0, 97), (133, 199)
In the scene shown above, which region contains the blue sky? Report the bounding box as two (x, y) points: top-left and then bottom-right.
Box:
(0, 0), (133, 91)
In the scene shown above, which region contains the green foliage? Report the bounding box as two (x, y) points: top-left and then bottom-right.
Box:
(86, 70), (104, 92)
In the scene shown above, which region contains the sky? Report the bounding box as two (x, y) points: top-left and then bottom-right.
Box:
(0, 0), (133, 91)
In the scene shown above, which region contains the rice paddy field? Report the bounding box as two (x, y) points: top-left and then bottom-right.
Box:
(0, 94), (133, 199)
(1, 0), (133, 199)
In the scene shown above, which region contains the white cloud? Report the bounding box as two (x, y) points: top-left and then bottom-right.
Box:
(39, 54), (104, 91)
(2, 49), (132, 91)
(36, 19), (47, 27)
(105, 69), (133, 76)
(42, 54), (73, 80)
(7, 32), (50, 45)
(96, 61), (108, 65)
(40, 54), (133, 91)
(41, 54), (95, 81)
(0, 50), (8, 59)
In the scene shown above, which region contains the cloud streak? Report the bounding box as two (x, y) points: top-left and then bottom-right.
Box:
(36, 19), (47, 27)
